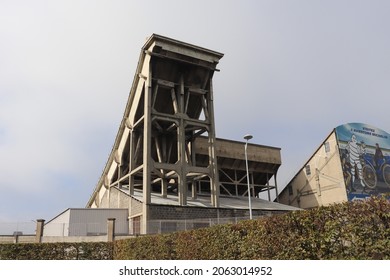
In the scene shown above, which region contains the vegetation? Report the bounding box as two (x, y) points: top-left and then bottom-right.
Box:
(0, 242), (113, 260)
(115, 196), (390, 260)
(1, 196), (389, 259)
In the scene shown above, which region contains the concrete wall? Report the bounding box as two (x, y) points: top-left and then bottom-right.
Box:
(100, 188), (109, 207)
(109, 187), (130, 208)
(130, 196), (142, 216)
(0, 234), (134, 244)
(195, 136), (281, 169)
(0, 235), (35, 244)
(0, 219), (132, 244)
(279, 131), (347, 208)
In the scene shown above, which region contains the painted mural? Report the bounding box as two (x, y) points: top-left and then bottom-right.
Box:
(336, 123), (390, 201)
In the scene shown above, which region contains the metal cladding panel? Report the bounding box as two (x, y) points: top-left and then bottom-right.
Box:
(43, 209), (71, 236)
(68, 209), (129, 236)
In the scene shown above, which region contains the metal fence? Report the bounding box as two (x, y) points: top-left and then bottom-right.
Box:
(0, 222), (36, 236)
(0, 216), (260, 238)
(145, 216), (254, 235)
(43, 221), (129, 237)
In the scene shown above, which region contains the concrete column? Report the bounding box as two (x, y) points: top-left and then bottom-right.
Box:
(266, 173), (271, 201)
(128, 129), (135, 196)
(208, 79), (220, 207)
(35, 219), (45, 243)
(178, 75), (187, 206)
(142, 66), (152, 234)
(107, 218), (116, 242)
(274, 173), (279, 202)
(161, 179), (168, 198)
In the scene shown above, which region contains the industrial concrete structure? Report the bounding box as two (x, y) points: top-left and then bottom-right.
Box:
(278, 123), (390, 209)
(86, 34), (297, 234)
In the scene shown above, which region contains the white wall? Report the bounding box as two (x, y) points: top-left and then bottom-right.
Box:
(279, 131), (347, 208)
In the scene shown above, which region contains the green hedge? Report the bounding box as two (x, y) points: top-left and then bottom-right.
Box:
(1, 196), (389, 259)
(115, 196), (390, 260)
(0, 242), (113, 260)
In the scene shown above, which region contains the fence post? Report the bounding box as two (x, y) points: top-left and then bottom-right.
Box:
(35, 219), (45, 243)
(13, 234), (19, 244)
(107, 218), (116, 242)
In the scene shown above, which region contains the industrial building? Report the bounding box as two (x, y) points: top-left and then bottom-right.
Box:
(43, 208), (128, 237)
(82, 34), (298, 235)
(278, 123), (390, 209)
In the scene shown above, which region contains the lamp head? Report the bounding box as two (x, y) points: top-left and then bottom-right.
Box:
(244, 134), (253, 141)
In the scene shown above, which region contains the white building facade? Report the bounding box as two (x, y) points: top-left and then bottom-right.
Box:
(279, 123), (390, 208)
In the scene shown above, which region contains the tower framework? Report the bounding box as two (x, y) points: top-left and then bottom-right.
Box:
(87, 35), (284, 234)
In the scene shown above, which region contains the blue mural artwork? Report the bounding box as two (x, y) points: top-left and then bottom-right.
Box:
(336, 123), (390, 201)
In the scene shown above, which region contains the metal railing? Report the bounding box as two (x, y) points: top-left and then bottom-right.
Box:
(0, 216), (260, 238)
(0, 222), (36, 236)
(144, 216), (252, 235)
(43, 221), (129, 237)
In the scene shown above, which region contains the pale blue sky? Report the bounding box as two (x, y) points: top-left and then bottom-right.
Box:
(1, 0), (390, 226)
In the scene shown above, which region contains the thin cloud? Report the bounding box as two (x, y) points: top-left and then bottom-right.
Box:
(1, 0), (390, 223)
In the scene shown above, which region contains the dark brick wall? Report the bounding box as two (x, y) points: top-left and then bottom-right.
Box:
(148, 204), (281, 220)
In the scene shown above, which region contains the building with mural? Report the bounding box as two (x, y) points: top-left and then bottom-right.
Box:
(278, 123), (390, 209)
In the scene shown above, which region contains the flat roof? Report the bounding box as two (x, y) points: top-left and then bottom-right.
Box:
(128, 189), (299, 212)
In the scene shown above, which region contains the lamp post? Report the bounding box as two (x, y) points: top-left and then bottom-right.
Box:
(244, 134), (253, 220)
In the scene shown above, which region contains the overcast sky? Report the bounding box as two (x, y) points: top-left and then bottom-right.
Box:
(1, 0), (390, 226)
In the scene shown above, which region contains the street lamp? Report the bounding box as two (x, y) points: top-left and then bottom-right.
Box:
(244, 134), (253, 220)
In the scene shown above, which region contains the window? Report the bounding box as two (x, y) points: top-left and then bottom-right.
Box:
(305, 165), (311, 176)
(324, 141), (330, 153)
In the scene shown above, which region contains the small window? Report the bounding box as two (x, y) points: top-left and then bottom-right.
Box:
(288, 185), (293, 196)
(305, 165), (311, 176)
(324, 142), (330, 153)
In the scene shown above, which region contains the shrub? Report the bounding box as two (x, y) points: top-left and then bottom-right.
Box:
(114, 196), (390, 260)
(0, 242), (113, 260)
(2, 196), (389, 260)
